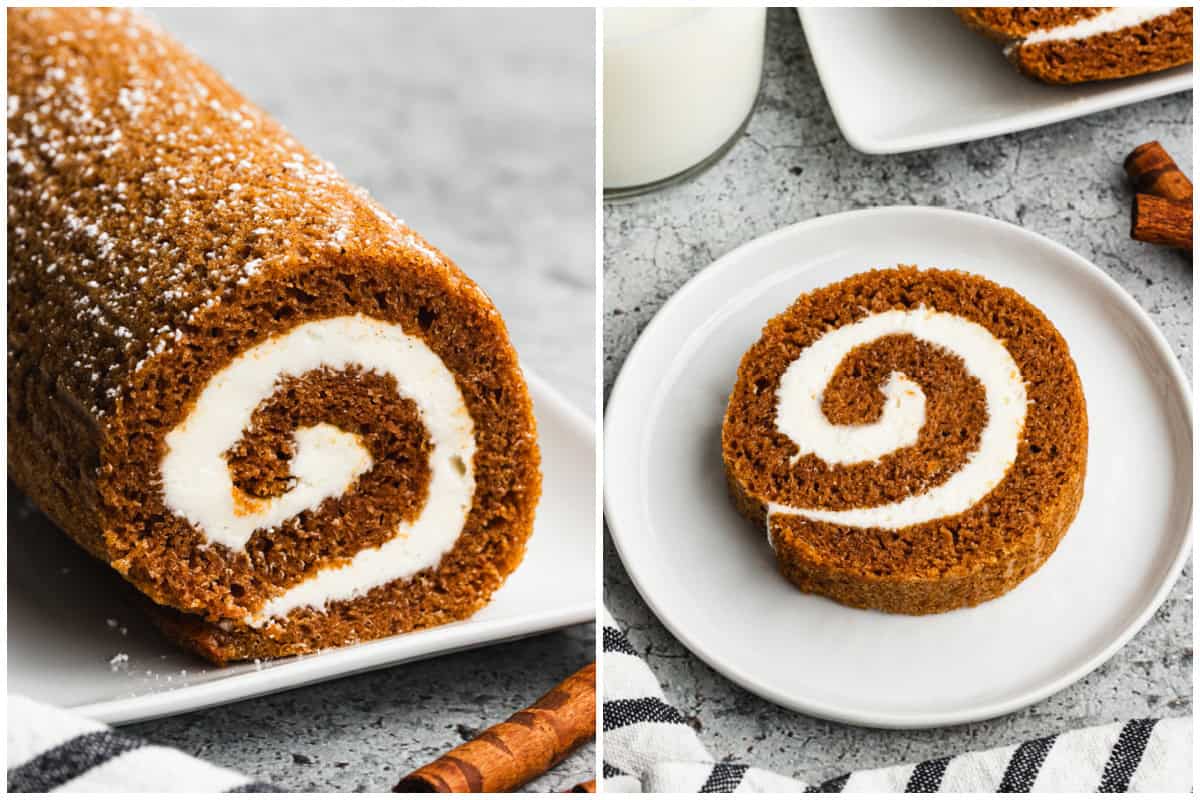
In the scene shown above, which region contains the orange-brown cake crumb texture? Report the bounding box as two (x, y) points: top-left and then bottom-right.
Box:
(722, 267), (1088, 615)
(956, 6), (1193, 84)
(7, 8), (541, 664)
(954, 7), (1105, 41)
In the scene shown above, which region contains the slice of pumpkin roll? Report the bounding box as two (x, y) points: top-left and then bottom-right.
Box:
(955, 6), (1193, 84)
(7, 8), (541, 664)
(722, 267), (1087, 615)
(953, 7), (1108, 43)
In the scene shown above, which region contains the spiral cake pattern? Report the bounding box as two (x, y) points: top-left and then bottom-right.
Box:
(159, 315), (479, 626)
(722, 267), (1087, 614)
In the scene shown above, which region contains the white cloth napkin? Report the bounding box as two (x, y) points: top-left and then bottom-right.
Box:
(6, 695), (277, 793)
(602, 608), (1192, 793)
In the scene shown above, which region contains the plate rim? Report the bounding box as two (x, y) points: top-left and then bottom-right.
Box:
(795, 7), (1195, 155)
(51, 370), (595, 725)
(604, 205), (1193, 728)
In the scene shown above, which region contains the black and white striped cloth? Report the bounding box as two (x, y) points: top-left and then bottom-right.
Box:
(602, 609), (1192, 793)
(7, 696), (279, 793)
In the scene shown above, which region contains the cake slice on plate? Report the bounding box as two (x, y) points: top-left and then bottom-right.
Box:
(955, 6), (1193, 84)
(722, 267), (1088, 615)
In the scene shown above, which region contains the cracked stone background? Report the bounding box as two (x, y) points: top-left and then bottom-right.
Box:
(603, 9), (1192, 785)
(115, 9), (596, 792)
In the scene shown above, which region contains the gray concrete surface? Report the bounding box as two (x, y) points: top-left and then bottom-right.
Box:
(129, 625), (595, 792)
(603, 9), (1192, 785)
(122, 9), (596, 792)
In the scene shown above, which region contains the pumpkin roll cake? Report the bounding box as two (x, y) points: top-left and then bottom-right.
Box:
(7, 8), (541, 664)
(955, 6), (1193, 84)
(722, 267), (1087, 614)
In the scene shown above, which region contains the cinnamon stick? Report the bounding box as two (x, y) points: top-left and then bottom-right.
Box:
(395, 662), (596, 793)
(1124, 141), (1193, 204)
(1131, 193), (1192, 249)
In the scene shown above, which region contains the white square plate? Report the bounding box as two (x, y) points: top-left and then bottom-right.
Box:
(8, 373), (595, 724)
(797, 7), (1193, 154)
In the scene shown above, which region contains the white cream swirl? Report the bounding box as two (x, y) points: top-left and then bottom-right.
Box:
(160, 314), (476, 625)
(1019, 7), (1181, 45)
(770, 307), (1026, 530)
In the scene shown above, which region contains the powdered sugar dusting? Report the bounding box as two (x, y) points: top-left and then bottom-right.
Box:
(8, 8), (444, 420)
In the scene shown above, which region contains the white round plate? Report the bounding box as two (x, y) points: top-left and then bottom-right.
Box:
(605, 207), (1192, 729)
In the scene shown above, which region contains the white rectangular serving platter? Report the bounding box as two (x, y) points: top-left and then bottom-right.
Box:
(8, 372), (595, 725)
(797, 7), (1193, 155)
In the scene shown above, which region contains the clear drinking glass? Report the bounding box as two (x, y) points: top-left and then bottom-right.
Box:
(603, 8), (767, 201)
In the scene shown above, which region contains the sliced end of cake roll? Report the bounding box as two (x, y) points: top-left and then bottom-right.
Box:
(108, 235), (541, 663)
(7, 8), (540, 663)
(955, 6), (1193, 84)
(721, 267), (1087, 615)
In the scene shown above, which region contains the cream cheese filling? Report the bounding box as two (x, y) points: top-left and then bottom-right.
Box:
(1020, 6), (1181, 46)
(770, 307), (1027, 532)
(160, 313), (476, 626)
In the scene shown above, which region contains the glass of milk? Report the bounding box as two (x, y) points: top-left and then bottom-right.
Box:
(603, 8), (767, 200)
